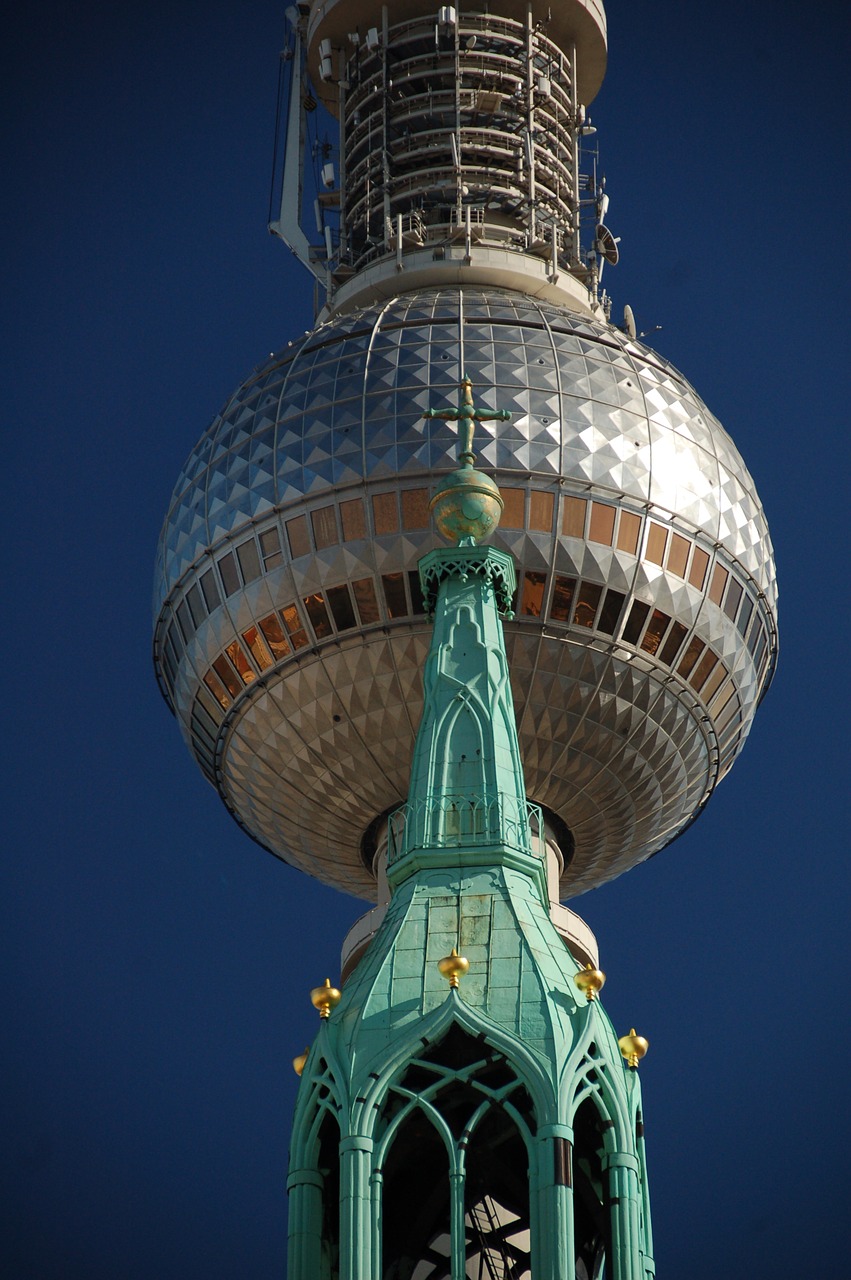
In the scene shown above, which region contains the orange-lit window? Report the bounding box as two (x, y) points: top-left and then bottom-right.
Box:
(382, 572), (408, 617)
(688, 547), (709, 590)
(645, 522), (668, 566)
(640, 610), (671, 656)
(241, 626), (273, 672)
(677, 637), (705, 679)
(372, 493), (399, 535)
(724, 579), (743, 621)
(573, 581), (603, 628)
(530, 491), (554, 532)
(286, 515), (310, 559)
(562, 496), (586, 538)
(689, 648), (718, 692)
(311, 505), (338, 550)
(550, 576), (576, 622)
(660, 621), (688, 666)
(303, 593), (333, 638)
(623, 600), (650, 645)
(341, 498), (366, 541)
(521, 572), (547, 617)
(589, 502), (616, 546)
(327, 585), (356, 631)
(701, 661), (728, 704)
(501, 488), (525, 529)
(281, 603), (309, 650)
(203, 668), (231, 710)
(258, 613), (290, 660)
(226, 640), (256, 684)
(352, 577), (380, 624)
(667, 533), (690, 578)
(597, 589), (626, 635)
(617, 511), (641, 555)
(213, 655), (242, 698)
(708, 563), (728, 605)
(401, 489), (430, 530)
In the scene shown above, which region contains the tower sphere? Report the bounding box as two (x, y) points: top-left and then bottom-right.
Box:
(153, 288), (777, 900)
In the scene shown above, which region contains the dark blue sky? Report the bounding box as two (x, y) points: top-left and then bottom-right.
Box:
(4, 1), (848, 1275)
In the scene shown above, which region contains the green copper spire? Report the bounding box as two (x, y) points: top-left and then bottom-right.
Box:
(286, 382), (654, 1279)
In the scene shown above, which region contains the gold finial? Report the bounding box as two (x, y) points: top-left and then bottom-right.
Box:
(437, 946), (470, 989)
(292, 1047), (310, 1076)
(310, 977), (342, 1019)
(573, 962), (606, 1001)
(618, 1028), (649, 1069)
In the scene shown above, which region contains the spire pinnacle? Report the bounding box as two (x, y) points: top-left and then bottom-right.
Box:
(425, 376), (510, 546)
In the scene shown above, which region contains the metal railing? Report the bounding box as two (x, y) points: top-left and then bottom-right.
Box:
(387, 792), (545, 864)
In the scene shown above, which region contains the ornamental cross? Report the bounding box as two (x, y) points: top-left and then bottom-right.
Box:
(423, 374), (511, 465)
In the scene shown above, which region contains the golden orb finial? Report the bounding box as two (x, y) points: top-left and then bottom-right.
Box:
(437, 946), (470, 989)
(573, 962), (606, 1001)
(618, 1028), (649, 1069)
(310, 977), (342, 1019)
(292, 1047), (309, 1076)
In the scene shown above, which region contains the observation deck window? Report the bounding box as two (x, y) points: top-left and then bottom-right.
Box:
(659, 621), (688, 667)
(550, 575), (576, 622)
(218, 550), (240, 597)
(622, 600), (650, 646)
(500, 488), (525, 529)
(530, 491), (555, 533)
(597, 589), (626, 635)
(353, 577), (381, 625)
(258, 613), (290, 661)
(407, 571), (426, 615)
(402, 488), (430, 530)
(708, 563), (728, 606)
(341, 498), (367, 541)
(689, 648), (718, 693)
(212, 655), (241, 699)
(677, 636), (705, 680)
(303, 593), (333, 639)
(688, 547), (709, 590)
(667, 533), (690, 578)
(241, 625), (273, 672)
(225, 639), (255, 685)
(521, 571), (546, 617)
(373, 492), (399, 536)
(311, 505), (339, 550)
(186, 583), (205, 629)
(327, 584), (356, 632)
(236, 538), (261, 584)
(286, 515), (310, 559)
(589, 502), (615, 546)
(616, 510), (641, 555)
(640, 609), (671, 656)
(259, 527), (283, 571)
(200, 568), (221, 613)
(281, 603), (309, 650)
(573, 581), (603, 628)
(645, 522), (668, 566)
(382, 572), (408, 618)
(724, 579), (744, 622)
(561, 495), (586, 538)
(202, 668), (230, 712)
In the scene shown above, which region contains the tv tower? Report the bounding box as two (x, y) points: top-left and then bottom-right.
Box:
(153, 2), (777, 1275)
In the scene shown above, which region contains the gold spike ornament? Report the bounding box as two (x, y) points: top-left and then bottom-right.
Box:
(573, 962), (606, 1001)
(437, 946), (470, 989)
(310, 977), (342, 1019)
(618, 1028), (649, 1069)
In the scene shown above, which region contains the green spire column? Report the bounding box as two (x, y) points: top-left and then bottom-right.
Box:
(287, 379), (654, 1280)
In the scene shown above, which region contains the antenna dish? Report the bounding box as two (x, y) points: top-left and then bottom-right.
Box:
(623, 304), (636, 340)
(596, 224), (620, 266)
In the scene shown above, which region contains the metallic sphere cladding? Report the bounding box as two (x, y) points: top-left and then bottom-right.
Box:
(153, 289), (777, 901)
